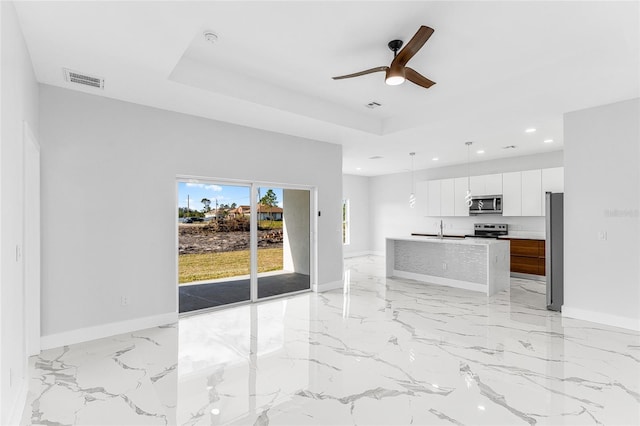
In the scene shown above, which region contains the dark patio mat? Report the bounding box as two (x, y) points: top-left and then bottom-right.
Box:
(179, 272), (310, 313)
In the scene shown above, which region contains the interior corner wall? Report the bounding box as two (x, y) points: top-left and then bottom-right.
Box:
(0, 1), (39, 423)
(38, 85), (343, 344)
(563, 98), (640, 331)
(283, 189), (310, 275)
(342, 174), (371, 257)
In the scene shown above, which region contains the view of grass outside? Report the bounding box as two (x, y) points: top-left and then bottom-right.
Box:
(179, 247), (283, 284)
(178, 182), (286, 286)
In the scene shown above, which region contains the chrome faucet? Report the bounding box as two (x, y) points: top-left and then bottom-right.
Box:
(438, 220), (444, 239)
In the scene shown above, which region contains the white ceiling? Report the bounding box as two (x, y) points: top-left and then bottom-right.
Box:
(14, 1), (640, 176)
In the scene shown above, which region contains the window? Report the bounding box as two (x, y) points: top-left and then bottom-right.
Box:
(342, 199), (350, 245)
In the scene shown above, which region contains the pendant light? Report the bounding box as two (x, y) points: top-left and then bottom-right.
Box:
(465, 142), (473, 207)
(409, 152), (416, 208)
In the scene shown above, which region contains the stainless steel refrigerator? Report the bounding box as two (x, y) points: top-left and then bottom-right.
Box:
(546, 192), (564, 311)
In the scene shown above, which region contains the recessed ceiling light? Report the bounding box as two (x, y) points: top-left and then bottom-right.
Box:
(210, 408), (220, 415)
(544, 139), (554, 143)
(203, 31), (219, 44)
(432, 157), (439, 161)
(525, 128), (536, 133)
(356, 167), (362, 170)
(477, 150), (485, 154)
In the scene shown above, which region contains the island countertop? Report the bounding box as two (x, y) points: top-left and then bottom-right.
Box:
(386, 236), (510, 296)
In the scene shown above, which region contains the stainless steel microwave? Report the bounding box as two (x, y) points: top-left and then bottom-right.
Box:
(469, 195), (503, 215)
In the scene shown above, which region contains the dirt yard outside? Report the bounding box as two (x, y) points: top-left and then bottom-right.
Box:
(178, 223), (284, 284)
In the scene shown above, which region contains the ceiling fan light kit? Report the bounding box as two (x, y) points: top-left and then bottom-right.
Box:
(333, 25), (436, 90)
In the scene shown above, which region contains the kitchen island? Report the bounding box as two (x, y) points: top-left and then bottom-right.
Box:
(386, 236), (510, 296)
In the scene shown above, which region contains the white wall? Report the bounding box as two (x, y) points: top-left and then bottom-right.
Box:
(342, 174), (370, 257)
(0, 2), (39, 423)
(563, 98), (640, 331)
(369, 151), (564, 254)
(39, 85), (343, 346)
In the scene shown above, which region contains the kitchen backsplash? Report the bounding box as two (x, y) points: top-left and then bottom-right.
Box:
(418, 215), (545, 236)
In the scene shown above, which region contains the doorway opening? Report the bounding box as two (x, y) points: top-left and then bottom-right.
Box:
(177, 179), (313, 314)
(257, 187), (311, 299)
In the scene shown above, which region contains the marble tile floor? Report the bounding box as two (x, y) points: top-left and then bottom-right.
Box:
(21, 255), (640, 425)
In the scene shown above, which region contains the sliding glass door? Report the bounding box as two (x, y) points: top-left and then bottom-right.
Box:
(178, 182), (252, 313)
(178, 179), (313, 313)
(257, 187), (311, 299)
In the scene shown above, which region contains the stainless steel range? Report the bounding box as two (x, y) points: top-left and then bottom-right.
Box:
(466, 223), (508, 239)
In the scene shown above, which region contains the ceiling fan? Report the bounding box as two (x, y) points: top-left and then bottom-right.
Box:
(332, 25), (436, 89)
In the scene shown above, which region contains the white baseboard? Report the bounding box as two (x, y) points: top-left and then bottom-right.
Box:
(313, 280), (343, 293)
(343, 250), (375, 258)
(562, 306), (640, 332)
(392, 270), (488, 294)
(7, 376), (28, 426)
(40, 312), (178, 350)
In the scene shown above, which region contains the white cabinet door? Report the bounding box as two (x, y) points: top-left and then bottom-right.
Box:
(542, 167), (564, 213)
(485, 173), (503, 194)
(502, 172), (522, 216)
(454, 177), (470, 216)
(522, 169), (542, 216)
(470, 175), (485, 195)
(440, 178), (455, 216)
(542, 167), (564, 193)
(427, 180), (441, 216)
(416, 180), (429, 217)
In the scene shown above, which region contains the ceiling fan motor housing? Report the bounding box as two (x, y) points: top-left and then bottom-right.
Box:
(388, 39), (404, 54)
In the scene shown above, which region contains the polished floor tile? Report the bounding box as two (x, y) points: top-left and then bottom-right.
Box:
(22, 256), (640, 425)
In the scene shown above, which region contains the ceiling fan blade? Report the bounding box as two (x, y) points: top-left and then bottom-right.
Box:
(332, 66), (389, 80)
(405, 67), (436, 89)
(391, 26), (434, 68)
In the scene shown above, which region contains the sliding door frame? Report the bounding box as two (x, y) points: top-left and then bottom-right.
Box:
(253, 182), (316, 303)
(176, 175), (317, 313)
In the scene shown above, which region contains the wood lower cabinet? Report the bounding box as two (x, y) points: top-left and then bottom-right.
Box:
(505, 238), (545, 276)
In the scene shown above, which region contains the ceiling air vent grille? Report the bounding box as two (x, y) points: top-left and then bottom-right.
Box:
(365, 101), (382, 109)
(63, 69), (104, 89)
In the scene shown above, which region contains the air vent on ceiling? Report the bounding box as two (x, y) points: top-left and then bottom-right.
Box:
(503, 145), (517, 149)
(368, 155), (383, 160)
(365, 101), (382, 109)
(63, 69), (104, 89)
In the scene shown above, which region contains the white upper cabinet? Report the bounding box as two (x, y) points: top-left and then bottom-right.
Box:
(440, 178), (455, 216)
(422, 167), (563, 217)
(470, 175), (484, 195)
(427, 179), (442, 216)
(502, 172), (522, 216)
(454, 177), (470, 216)
(470, 174), (503, 195)
(541, 167), (564, 212)
(522, 169), (542, 216)
(542, 167), (564, 193)
(416, 180), (429, 217)
(485, 174), (503, 194)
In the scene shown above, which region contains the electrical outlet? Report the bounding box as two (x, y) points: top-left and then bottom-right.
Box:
(442, 262), (448, 271)
(598, 231), (607, 241)
(16, 245), (22, 262)
(121, 296), (130, 306)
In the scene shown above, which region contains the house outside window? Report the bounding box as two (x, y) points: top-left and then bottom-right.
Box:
(342, 199), (350, 245)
